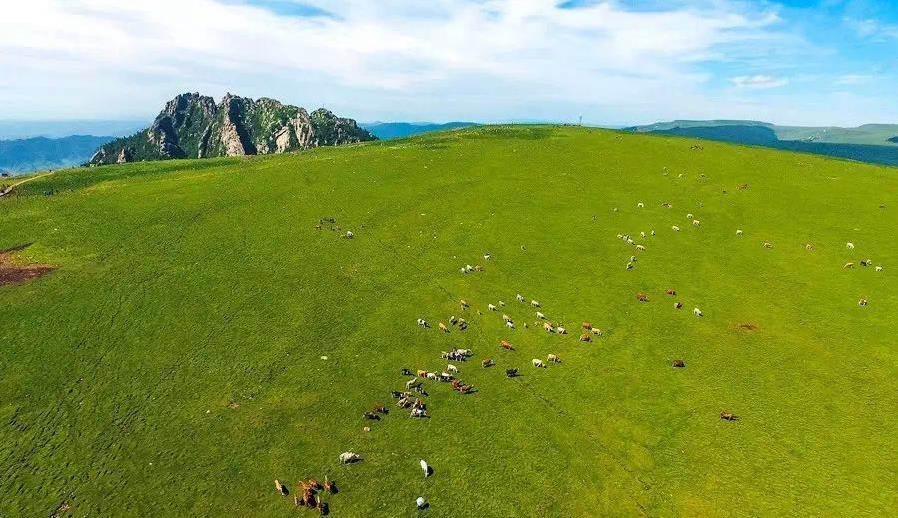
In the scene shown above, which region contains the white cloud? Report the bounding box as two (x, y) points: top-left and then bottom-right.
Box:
(0, 0), (860, 125)
(730, 75), (789, 89)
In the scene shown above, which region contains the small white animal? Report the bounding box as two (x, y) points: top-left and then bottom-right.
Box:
(692, 220), (700, 226)
(736, 229), (743, 236)
(693, 307), (703, 317)
(506, 321), (515, 329)
(640, 231), (646, 238)
(846, 242), (855, 250)
(488, 304), (497, 311)
(637, 202), (644, 208)
(687, 213), (694, 220)
(651, 230), (656, 236)
(498, 300), (506, 306)
(672, 225), (680, 231)
(531, 300), (540, 307)
(536, 311), (546, 319)
(345, 231), (354, 238)
(516, 294), (525, 302)
(416, 497), (427, 509)
(447, 364), (458, 374)
(532, 359), (545, 368)
(339, 452), (361, 464)
(875, 265), (883, 272)
(635, 244), (646, 251)
(421, 459), (430, 478)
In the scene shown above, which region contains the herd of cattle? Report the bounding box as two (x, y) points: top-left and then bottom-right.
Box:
(284, 196), (884, 512)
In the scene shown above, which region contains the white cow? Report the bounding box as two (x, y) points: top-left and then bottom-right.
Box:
(687, 213), (694, 220)
(672, 225), (680, 232)
(421, 459), (430, 478)
(651, 230), (656, 236)
(536, 311), (546, 319)
(635, 244), (646, 251)
(516, 294), (525, 302)
(531, 300), (541, 307)
(736, 229), (743, 236)
(876, 266), (883, 272)
(447, 364), (458, 374)
(488, 304), (497, 311)
(846, 242), (855, 249)
(637, 202), (644, 208)
(556, 326), (567, 335)
(339, 452), (361, 464)
(498, 300), (506, 307)
(693, 307), (703, 317)
(417, 318), (429, 328)
(692, 220), (701, 227)
(502, 314), (513, 322)
(506, 321), (515, 329)
(345, 231), (354, 239)
(532, 359), (545, 368)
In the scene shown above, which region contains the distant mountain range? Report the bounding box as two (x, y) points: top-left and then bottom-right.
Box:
(0, 135), (115, 174)
(626, 120), (898, 167)
(361, 122), (477, 140)
(89, 93), (376, 166)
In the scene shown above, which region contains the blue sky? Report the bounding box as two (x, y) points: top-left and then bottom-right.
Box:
(0, 0), (896, 126)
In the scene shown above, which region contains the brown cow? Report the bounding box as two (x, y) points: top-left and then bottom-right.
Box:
(579, 333), (591, 342)
(666, 289), (676, 296)
(582, 322), (592, 330)
(500, 340), (514, 350)
(482, 358), (494, 367)
(720, 412), (738, 421)
(636, 292), (648, 302)
(439, 322), (449, 333)
(672, 359), (685, 368)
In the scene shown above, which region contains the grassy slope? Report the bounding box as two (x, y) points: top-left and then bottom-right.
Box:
(1, 126), (897, 517)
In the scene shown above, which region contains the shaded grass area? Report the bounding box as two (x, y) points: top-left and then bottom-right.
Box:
(1, 126), (897, 516)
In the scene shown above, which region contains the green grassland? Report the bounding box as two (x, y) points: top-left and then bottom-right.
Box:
(1, 126), (897, 516)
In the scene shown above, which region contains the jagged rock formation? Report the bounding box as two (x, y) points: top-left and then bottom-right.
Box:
(89, 93), (375, 165)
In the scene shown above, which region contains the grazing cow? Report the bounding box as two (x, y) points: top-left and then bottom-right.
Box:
(417, 370), (428, 377)
(275, 479), (288, 495)
(846, 242), (855, 250)
(635, 244), (646, 251)
(736, 229), (743, 236)
(324, 480), (337, 494)
(406, 378), (422, 389)
(859, 298), (868, 306)
(536, 311), (546, 319)
(720, 412), (738, 422)
(637, 202), (644, 208)
(806, 243), (814, 251)
(844, 262), (855, 269)
(516, 294), (525, 303)
(426, 372), (438, 380)
(500, 340), (514, 350)
(438, 322), (449, 333)
(636, 292), (648, 302)
(579, 333), (591, 342)
(651, 230), (656, 236)
(591, 327), (602, 335)
(582, 322), (592, 330)
(363, 411), (380, 420)
(543, 322), (554, 333)
(498, 300), (506, 307)
(672, 225), (680, 232)
(410, 408), (429, 418)
(484, 253), (491, 260)
(339, 452), (361, 464)
(505, 368), (518, 378)
(416, 318), (429, 328)
(482, 358), (494, 367)
(449, 315), (459, 325)
(391, 390), (403, 399)
(345, 231), (354, 239)
(763, 242), (773, 249)
(861, 259), (872, 267)
(532, 359), (545, 368)
(693, 307), (703, 317)
(666, 289), (676, 296)
(547, 354), (561, 363)
(692, 220), (700, 227)
(875, 266), (883, 272)
(506, 321), (516, 329)
(502, 314), (513, 322)
(672, 359), (685, 368)
(687, 213), (694, 220)
(626, 262), (635, 271)
(556, 326), (567, 335)
(373, 405), (388, 414)
(421, 459), (430, 478)
(460, 299), (469, 309)
(488, 304), (497, 311)
(447, 364), (458, 374)
(439, 372), (453, 382)
(640, 231), (646, 238)
(675, 302), (683, 309)
(531, 300), (541, 307)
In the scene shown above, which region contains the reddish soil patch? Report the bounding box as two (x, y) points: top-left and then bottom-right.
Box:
(0, 244), (56, 286)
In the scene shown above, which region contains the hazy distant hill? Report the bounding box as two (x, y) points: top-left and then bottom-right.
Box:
(0, 135), (114, 174)
(361, 121), (477, 140)
(627, 120), (898, 167)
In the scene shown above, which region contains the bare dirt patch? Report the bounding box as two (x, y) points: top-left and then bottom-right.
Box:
(0, 244), (57, 286)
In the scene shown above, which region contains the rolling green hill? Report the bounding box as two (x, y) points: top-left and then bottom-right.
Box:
(627, 120), (898, 168)
(1, 126), (897, 516)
